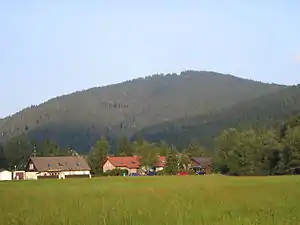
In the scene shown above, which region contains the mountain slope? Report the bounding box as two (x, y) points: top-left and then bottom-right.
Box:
(0, 71), (284, 151)
(137, 85), (300, 149)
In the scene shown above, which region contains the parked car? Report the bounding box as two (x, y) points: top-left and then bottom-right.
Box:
(177, 172), (189, 176)
(146, 171), (157, 176)
(196, 171), (205, 175)
(129, 173), (141, 176)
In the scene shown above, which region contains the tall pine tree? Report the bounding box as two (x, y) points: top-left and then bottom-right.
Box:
(88, 136), (110, 174)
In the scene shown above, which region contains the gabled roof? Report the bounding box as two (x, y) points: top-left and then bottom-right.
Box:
(107, 156), (140, 169)
(191, 157), (212, 166)
(28, 156), (91, 172)
(107, 156), (167, 169)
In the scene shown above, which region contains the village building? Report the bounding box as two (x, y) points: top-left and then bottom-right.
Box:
(13, 171), (26, 180)
(0, 169), (12, 181)
(103, 156), (166, 174)
(152, 156), (166, 172)
(190, 157), (213, 174)
(25, 156), (91, 180)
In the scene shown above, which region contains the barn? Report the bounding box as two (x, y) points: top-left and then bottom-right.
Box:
(25, 156), (92, 179)
(0, 169), (12, 181)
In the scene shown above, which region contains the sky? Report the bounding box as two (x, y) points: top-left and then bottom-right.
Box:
(0, 0), (300, 118)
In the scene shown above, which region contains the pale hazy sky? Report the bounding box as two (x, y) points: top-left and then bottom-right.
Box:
(1, 1), (300, 118)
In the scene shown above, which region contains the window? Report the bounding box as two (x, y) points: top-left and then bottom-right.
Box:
(29, 164), (34, 170)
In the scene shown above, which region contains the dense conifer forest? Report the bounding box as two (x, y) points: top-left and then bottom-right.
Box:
(1, 71), (300, 175)
(0, 71), (284, 151)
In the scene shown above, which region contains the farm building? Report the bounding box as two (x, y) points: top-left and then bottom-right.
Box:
(103, 156), (166, 174)
(0, 169), (12, 181)
(190, 157), (213, 174)
(25, 156), (91, 179)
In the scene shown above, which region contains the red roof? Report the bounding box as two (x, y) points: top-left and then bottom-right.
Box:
(156, 156), (166, 167)
(107, 156), (140, 169)
(107, 156), (166, 169)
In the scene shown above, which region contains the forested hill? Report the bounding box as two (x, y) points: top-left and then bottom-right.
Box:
(137, 85), (300, 149)
(0, 71), (284, 152)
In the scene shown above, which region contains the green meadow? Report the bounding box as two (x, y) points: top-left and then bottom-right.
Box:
(0, 175), (299, 225)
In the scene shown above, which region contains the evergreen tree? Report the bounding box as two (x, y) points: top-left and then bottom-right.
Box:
(186, 139), (207, 157)
(88, 136), (110, 174)
(178, 150), (190, 170)
(157, 141), (170, 156)
(279, 116), (300, 139)
(136, 133), (144, 146)
(4, 135), (32, 170)
(39, 139), (61, 156)
(215, 128), (281, 176)
(0, 144), (8, 169)
(165, 146), (179, 175)
(282, 126), (300, 173)
(135, 141), (159, 172)
(116, 136), (134, 156)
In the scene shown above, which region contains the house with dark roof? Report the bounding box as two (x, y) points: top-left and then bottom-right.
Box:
(190, 157), (213, 174)
(103, 156), (166, 174)
(25, 156), (91, 179)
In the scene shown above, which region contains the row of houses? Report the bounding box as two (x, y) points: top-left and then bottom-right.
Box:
(103, 156), (167, 174)
(0, 155), (212, 181)
(103, 155), (213, 175)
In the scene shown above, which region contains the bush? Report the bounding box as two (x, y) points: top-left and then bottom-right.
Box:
(103, 169), (128, 176)
(156, 169), (169, 175)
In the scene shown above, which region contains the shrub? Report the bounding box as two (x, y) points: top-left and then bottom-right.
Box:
(103, 169), (128, 176)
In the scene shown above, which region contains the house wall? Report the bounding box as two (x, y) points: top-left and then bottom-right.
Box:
(39, 171), (59, 177)
(0, 171), (12, 181)
(103, 160), (138, 174)
(103, 160), (116, 173)
(63, 170), (90, 176)
(128, 168), (138, 174)
(37, 170), (90, 178)
(13, 171), (25, 180)
(205, 163), (213, 174)
(64, 170), (91, 179)
(25, 172), (38, 180)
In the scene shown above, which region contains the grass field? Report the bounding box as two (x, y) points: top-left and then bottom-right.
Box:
(0, 175), (300, 225)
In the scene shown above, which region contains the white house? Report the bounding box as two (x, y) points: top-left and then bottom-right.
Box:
(0, 170), (12, 181)
(25, 156), (92, 179)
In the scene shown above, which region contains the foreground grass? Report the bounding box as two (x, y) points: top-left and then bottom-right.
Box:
(0, 175), (300, 225)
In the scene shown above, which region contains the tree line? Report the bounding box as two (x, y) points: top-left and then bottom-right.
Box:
(0, 136), (73, 170)
(0, 132), (210, 175)
(0, 116), (299, 176)
(87, 135), (210, 175)
(215, 116), (300, 175)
